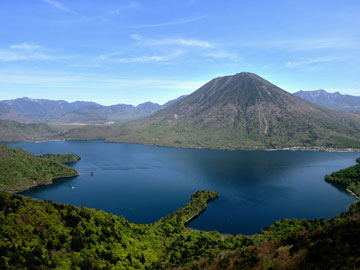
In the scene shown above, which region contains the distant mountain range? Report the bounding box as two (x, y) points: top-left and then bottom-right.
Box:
(97, 72), (360, 149)
(0, 96), (187, 124)
(293, 90), (360, 112)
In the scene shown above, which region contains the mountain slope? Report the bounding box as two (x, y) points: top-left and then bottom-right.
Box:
(0, 120), (60, 142)
(294, 89), (360, 112)
(108, 72), (360, 149)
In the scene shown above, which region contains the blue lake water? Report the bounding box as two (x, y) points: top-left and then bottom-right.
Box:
(7, 140), (358, 235)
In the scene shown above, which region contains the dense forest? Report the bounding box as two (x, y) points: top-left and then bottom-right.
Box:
(0, 189), (359, 269)
(325, 157), (360, 197)
(38, 153), (81, 164)
(0, 144), (80, 192)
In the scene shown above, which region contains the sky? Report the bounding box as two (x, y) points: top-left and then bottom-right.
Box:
(0, 0), (360, 105)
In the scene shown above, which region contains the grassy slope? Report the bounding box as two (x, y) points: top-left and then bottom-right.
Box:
(0, 144), (79, 192)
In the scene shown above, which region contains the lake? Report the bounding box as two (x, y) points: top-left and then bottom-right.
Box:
(7, 140), (358, 235)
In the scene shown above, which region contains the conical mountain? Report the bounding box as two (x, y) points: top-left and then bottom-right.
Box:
(109, 72), (360, 149)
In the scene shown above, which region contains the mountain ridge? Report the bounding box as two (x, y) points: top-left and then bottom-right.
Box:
(293, 89), (360, 112)
(0, 96), (187, 124)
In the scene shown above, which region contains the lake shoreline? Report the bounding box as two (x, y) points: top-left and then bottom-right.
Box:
(12, 173), (80, 194)
(346, 188), (360, 200)
(105, 139), (360, 152)
(5, 138), (360, 152)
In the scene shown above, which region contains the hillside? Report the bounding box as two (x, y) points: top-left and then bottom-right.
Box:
(0, 120), (60, 142)
(0, 144), (79, 192)
(294, 89), (360, 112)
(107, 72), (360, 150)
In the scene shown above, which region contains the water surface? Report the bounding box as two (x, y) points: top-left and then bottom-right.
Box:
(7, 140), (357, 234)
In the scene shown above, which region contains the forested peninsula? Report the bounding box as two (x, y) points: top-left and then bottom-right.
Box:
(0, 144), (80, 192)
(325, 157), (360, 199)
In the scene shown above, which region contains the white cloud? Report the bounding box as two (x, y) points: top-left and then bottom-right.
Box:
(128, 35), (238, 61)
(126, 15), (208, 28)
(113, 50), (184, 63)
(286, 56), (347, 68)
(143, 38), (213, 48)
(204, 50), (239, 60)
(130, 34), (142, 40)
(0, 49), (74, 62)
(243, 36), (360, 51)
(42, 0), (72, 12)
(10, 43), (43, 50)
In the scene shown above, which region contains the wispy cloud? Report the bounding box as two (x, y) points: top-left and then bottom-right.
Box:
(129, 35), (238, 61)
(10, 43), (43, 50)
(0, 43), (74, 62)
(41, 0), (72, 13)
(100, 50), (184, 63)
(0, 50), (74, 61)
(286, 56), (347, 68)
(136, 37), (214, 48)
(243, 36), (360, 51)
(125, 15), (208, 28)
(108, 1), (140, 15)
(204, 50), (239, 60)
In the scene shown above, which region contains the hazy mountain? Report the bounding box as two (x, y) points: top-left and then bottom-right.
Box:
(0, 120), (60, 142)
(0, 96), (186, 123)
(60, 102), (162, 123)
(104, 72), (360, 149)
(294, 90), (360, 112)
(0, 98), (99, 123)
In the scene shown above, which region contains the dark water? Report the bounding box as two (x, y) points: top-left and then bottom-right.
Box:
(7, 140), (358, 235)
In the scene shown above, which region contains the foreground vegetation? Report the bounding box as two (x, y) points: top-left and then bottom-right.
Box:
(325, 157), (360, 198)
(0, 144), (80, 192)
(0, 189), (359, 269)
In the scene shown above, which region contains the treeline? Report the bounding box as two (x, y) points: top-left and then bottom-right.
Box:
(325, 157), (360, 197)
(0, 144), (80, 192)
(38, 153), (81, 164)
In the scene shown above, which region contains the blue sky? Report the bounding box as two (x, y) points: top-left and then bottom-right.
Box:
(0, 0), (360, 105)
